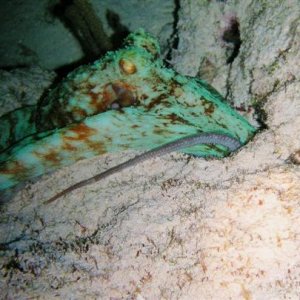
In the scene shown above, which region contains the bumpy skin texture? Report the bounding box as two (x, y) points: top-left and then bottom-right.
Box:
(0, 29), (256, 191)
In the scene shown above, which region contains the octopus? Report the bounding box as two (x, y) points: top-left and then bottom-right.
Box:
(0, 29), (256, 199)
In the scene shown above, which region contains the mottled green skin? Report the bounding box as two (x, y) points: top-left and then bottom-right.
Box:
(0, 29), (256, 190)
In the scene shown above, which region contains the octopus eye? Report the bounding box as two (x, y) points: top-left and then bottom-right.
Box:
(119, 58), (137, 75)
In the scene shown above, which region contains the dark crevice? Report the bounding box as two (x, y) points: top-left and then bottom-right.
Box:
(225, 65), (267, 130)
(224, 63), (233, 102)
(252, 103), (268, 130)
(105, 9), (130, 50)
(226, 43), (241, 64)
(53, 0), (112, 58)
(165, 0), (181, 65)
(221, 16), (241, 64)
(51, 1), (129, 78)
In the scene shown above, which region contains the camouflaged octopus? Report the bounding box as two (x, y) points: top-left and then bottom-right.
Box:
(0, 29), (256, 193)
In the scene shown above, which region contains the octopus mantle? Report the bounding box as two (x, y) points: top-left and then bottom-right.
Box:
(0, 29), (256, 191)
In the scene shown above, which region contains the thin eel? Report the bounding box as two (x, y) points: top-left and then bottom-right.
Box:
(44, 133), (241, 204)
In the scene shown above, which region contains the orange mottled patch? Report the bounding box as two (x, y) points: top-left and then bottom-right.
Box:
(64, 123), (97, 142)
(113, 81), (136, 93)
(91, 84), (117, 112)
(34, 149), (62, 165)
(201, 98), (215, 116)
(77, 80), (96, 93)
(88, 91), (108, 113)
(62, 142), (78, 151)
(0, 160), (28, 175)
(72, 107), (88, 119)
(86, 140), (107, 155)
(112, 81), (137, 107)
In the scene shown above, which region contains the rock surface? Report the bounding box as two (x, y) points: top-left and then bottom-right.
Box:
(0, 0), (300, 299)
(0, 66), (55, 114)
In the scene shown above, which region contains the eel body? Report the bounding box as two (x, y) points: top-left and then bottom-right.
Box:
(45, 133), (241, 203)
